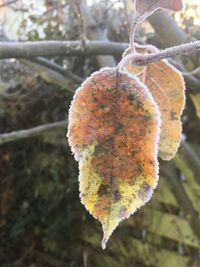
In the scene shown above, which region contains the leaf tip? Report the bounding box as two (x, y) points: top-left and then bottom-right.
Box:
(100, 218), (119, 250)
(101, 238), (107, 250)
(101, 228), (112, 250)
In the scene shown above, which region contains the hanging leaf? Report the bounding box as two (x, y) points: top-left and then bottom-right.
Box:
(135, 0), (183, 22)
(67, 67), (161, 249)
(123, 44), (185, 160)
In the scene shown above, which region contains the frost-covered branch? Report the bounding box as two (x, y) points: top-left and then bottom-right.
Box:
(137, 40), (200, 65)
(0, 121), (66, 145)
(0, 40), (200, 61)
(0, 40), (128, 59)
(118, 40), (200, 70)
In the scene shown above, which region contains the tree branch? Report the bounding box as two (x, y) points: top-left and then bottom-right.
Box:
(31, 57), (84, 84)
(0, 40), (200, 94)
(0, 121), (66, 145)
(2, 40), (199, 70)
(79, 0), (116, 67)
(138, 40), (200, 65)
(0, 40), (128, 59)
(20, 59), (76, 91)
(118, 40), (200, 69)
(182, 66), (200, 76)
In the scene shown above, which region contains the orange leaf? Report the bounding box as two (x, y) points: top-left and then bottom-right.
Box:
(67, 68), (161, 248)
(123, 44), (185, 160)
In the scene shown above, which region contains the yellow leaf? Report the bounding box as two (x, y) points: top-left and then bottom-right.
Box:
(67, 67), (161, 248)
(123, 44), (185, 160)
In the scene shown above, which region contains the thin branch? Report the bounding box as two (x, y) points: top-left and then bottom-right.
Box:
(0, 40), (200, 66)
(0, 121), (66, 145)
(0, 40), (200, 94)
(31, 57), (84, 84)
(118, 40), (200, 70)
(0, 40), (128, 59)
(182, 66), (200, 76)
(20, 59), (75, 91)
(137, 40), (200, 65)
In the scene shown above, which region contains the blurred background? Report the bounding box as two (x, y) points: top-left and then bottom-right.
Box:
(0, 0), (200, 266)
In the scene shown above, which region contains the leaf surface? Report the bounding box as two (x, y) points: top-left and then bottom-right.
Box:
(135, 0), (183, 22)
(67, 68), (160, 248)
(123, 44), (185, 160)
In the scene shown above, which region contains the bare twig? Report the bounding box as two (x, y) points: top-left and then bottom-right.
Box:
(118, 40), (200, 70)
(0, 121), (66, 145)
(139, 40), (200, 65)
(182, 66), (200, 76)
(31, 57), (84, 84)
(20, 59), (75, 91)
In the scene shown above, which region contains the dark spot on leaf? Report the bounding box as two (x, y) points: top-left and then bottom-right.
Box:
(143, 111), (152, 121)
(104, 137), (114, 145)
(135, 164), (143, 175)
(131, 151), (136, 157)
(171, 110), (177, 120)
(128, 93), (138, 101)
(115, 122), (124, 133)
(98, 184), (109, 197)
(114, 190), (121, 202)
(136, 100), (143, 109)
(100, 104), (106, 109)
(94, 145), (106, 156)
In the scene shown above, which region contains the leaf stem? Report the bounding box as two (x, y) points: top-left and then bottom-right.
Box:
(117, 52), (145, 72)
(130, 21), (137, 53)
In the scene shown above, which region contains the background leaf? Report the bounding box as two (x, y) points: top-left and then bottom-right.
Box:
(67, 67), (161, 249)
(123, 44), (185, 160)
